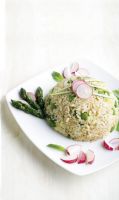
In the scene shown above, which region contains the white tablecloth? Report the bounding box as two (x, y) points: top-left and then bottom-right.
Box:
(2, 0), (119, 199)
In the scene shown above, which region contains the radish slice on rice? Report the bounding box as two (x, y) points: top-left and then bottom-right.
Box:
(60, 154), (78, 164)
(75, 68), (89, 77)
(66, 144), (81, 155)
(77, 151), (86, 164)
(63, 67), (72, 78)
(103, 138), (119, 151)
(76, 83), (93, 99)
(70, 63), (79, 73)
(72, 80), (85, 93)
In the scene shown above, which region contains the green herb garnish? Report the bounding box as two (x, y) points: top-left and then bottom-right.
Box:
(96, 88), (110, 95)
(46, 115), (57, 127)
(52, 71), (64, 82)
(50, 103), (57, 110)
(113, 89), (119, 100)
(116, 122), (119, 131)
(110, 126), (115, 132)
(68, 93), (76, 102)
(112, 108), (116, 115)
(113, 89), (119, 104)
(81, 112), (89, 120)
(114, 101), (118, 108)
(47, 144), (65, 152)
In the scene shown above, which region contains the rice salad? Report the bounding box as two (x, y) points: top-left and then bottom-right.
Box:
(45, 76), (119, 141)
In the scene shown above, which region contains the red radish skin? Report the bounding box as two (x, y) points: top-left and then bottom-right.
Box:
(27, 92), (36, 101)
(72, 80), (85, 93)
(103, 139), (119, 151)
(103, 141), (113, 151)
(66, 144), (81, 156)
(72, 80), (79, 84)
(86, 150), (95, 164)
(76, 83), (93, 99)
(60, 155), (78, 164)
(78, 151), (86, 164)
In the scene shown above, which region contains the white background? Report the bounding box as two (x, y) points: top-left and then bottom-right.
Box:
(2, 0), (119, 199)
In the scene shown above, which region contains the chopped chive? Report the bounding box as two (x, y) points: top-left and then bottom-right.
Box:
(47, 144), (65, 152)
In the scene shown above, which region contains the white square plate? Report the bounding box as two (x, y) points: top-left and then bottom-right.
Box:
(6, 60), (119, 176)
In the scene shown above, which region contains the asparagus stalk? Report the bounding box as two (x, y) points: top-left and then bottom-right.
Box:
(19, 88), (40, 110)
(11, 100), (44, 119)
(35, 87), (45, 109)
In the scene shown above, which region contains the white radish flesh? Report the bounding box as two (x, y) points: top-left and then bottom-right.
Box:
(76, 83), (93, 99)
(72, 80), (85, 93)
(86, 150), (95, 164)
(60, 154), (78, 164)
(109, 138), (119, 145)
(78, 151), (86, 164)
(63, 67), (72, 78)
(103, 138), (119, 151)
(75, 68), (89, 77)
(70, 63), (79, 73)
(66, 144), (81, 155)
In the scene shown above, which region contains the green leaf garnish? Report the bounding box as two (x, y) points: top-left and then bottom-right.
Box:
(52, 71), (64, 82)
(81, 112), (89, 120)
(113, 89), (119, 102)
(47, 144), (65, 152)
(47, 118), (56, 127)
(68, 93), (76, 102)
(116, 122), (119, 131)
(110, 126), (115, 132)
(46, 115), (57, 127)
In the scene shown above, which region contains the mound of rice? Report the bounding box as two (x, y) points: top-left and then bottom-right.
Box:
(45, 77), (119, 141)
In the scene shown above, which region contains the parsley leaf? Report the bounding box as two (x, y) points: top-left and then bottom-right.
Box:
(52, 71), (64, 82)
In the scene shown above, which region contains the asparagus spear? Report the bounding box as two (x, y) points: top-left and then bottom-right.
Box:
(19, 88), (40, 110)
(11, 100), (44, 119)
(35, 87), (45, 109)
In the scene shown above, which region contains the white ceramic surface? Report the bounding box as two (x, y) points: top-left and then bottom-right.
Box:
(6, 60), (119, 176)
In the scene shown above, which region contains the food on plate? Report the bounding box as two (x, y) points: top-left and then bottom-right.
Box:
(47, 143), (95, 165)
(45, 74), (119, 141)
(103, 137), (119, 151)
(11, 100), (44, 118)
(11, 86), (45, 118)
(11, 63), (119, 141)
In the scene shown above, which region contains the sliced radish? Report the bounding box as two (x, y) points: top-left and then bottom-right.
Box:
(72, 80), (85, 93)
(60, 154), (78, 164)
(109, 138), (119, 145)
(75, 68), (89, 77)
(103, 140), (113, 151)
(63, 67), (72, 78)
(66, 144), (81, 155)
(77, 151), (86, 164)
(27, 92), (36, 101)
(86, 150), (95, 164)
(103, 138), (119, 151)
(76, 83), (93, 99)
(70, 63), (79, 73)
